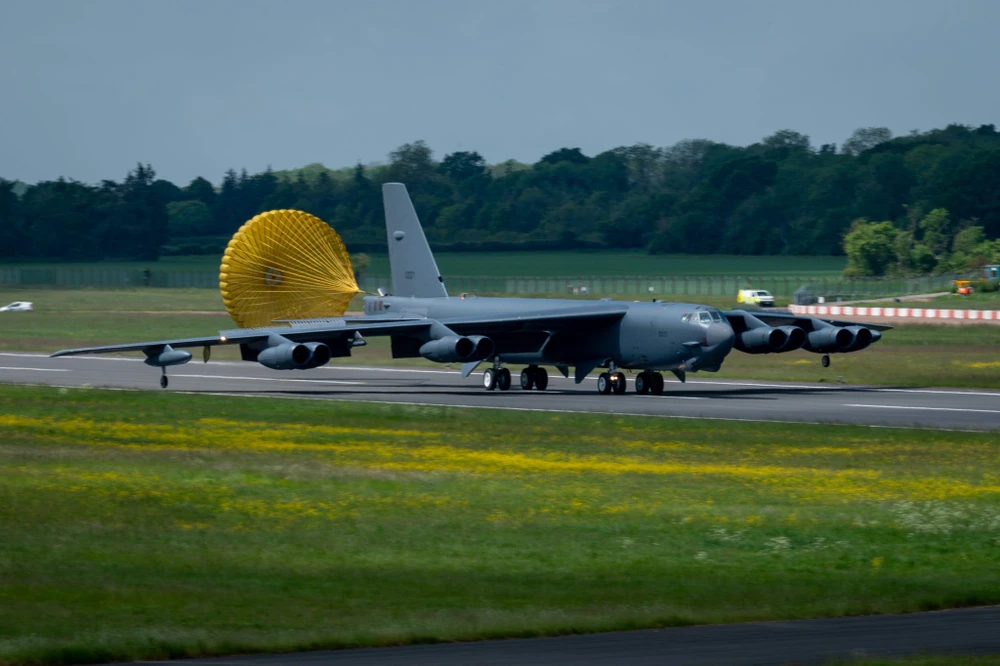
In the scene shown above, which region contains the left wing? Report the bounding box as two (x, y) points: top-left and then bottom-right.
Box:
(49, 318), (434, 358)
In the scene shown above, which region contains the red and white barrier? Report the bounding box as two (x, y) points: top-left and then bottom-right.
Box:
(789, 304), (999, 321)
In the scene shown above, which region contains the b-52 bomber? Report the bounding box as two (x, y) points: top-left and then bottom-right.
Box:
(52, 183), (890, 394)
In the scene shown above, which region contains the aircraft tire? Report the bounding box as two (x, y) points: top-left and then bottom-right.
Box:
(534, 367), (548, 391)
(497, 368), (512, 391)
(822, 354), (831, 368)
(483, 368), (498, 391)
(520, 368), (535, 390)
(613, 372), (627, 394)
(160, 375), (168, 389)
(651, 372), (665, 395)
(597, 372), (612, 394)
(635, 372), (650, 394)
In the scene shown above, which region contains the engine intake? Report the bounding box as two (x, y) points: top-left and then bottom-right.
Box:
(775, 326), (806, 351)
(805, 327), (855, 353)
(258, 341), (331, 370)
(738, 326), (788, 354)
(844, 326), (874, 352)
(419, 335), (494, 363)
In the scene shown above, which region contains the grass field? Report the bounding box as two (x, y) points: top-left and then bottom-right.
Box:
(1, 386), (998, 664)
(4, 251), (848, 278)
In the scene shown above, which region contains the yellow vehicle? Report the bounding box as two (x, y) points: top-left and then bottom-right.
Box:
(737, 289), (775, 307)
(954, 280), (974, 296)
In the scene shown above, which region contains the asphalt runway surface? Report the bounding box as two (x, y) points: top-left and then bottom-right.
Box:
(155, 606), (1000, 665)
(1, 352), (998, 431)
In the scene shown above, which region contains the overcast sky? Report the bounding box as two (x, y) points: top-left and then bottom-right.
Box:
(1, 0), (997, 185)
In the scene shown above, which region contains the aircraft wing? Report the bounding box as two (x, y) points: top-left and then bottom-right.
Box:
(49, 319), (434, 357)
(723, 310), (894, 332)
(50, 304), (628, 359)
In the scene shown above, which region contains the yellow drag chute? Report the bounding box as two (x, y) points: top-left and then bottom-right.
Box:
(219, 210), (363, 328)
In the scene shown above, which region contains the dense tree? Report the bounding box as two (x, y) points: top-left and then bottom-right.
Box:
(5, 123), (1000, 265)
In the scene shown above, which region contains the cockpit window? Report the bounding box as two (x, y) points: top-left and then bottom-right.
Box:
(698, 311), (712, 324)
(711, 310), (723, 322)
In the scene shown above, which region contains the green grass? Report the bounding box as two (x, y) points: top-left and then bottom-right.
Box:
(928, 292), (1000, 310)
(4, 252), (847, 278)
(1, 386), (998, 664)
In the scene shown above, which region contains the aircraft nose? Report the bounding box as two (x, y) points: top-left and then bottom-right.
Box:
(706, 322), (735, 358)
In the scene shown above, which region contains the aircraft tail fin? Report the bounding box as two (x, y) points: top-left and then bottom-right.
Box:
(383, 183), (448, 298)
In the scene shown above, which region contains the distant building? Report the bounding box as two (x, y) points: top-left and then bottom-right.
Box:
(984, 264), (1000, 280)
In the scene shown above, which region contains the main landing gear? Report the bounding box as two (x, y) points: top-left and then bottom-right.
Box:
(634, 371), (665, 395)
(597, 364), (628, 395)
(483, 367), (511, 391)
(821, 354), (831, 368)
(520, 365), (549, 391)
(484, 362), (549, 391)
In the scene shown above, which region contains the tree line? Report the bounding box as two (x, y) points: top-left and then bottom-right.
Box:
(1, 123), (999, 274)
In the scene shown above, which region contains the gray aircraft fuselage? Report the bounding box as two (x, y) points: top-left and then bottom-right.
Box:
(362, 294), (735, 372)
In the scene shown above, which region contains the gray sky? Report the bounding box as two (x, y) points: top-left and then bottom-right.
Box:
(1, 0), (997, 185)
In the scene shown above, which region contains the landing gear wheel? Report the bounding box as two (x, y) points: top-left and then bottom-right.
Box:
(597, 372), (612, 395)
(534, 367), (549, 391)
(821, 354), (831, 368)
(651, 372), (664, 395)
(520, 368), (535, 390)
(635, 372), (650, 394)
(497, 368), (512, 391)
(483, 368), (498, 391)
(160, 374), (168, 389)
(612, 371), (627, 394)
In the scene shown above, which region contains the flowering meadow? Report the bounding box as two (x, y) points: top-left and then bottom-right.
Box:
(1, 385), (999, 664)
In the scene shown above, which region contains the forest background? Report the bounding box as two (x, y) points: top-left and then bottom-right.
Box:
(1, 124), (999, 277)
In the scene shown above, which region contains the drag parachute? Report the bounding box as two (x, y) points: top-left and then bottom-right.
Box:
(219, 209), (362, 328)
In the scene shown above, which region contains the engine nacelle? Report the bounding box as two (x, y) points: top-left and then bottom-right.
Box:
(299, 342), (332, 369)
(419, 335), (494, 363)
(258, 342), (314, 370)
(738, 327), (788, 354)
(465, 335), (495, 360)
(143, 345), (192, 367)
(775, 326), (806, 352)
(805, 327), (855, 353)
(844, 326), (874, 352)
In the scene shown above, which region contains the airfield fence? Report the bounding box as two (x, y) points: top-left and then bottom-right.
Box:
(0, 266), (966, 301)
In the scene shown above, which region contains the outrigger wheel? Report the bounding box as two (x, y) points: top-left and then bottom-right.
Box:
(219, 209), (363, 328)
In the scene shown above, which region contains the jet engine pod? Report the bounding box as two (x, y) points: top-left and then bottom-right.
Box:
(775, 326), (806, 352)
(844, 326), (873, 352)
(258, 342), (314, 370)
(300, 342), (332, 369)
(419, 335), (494, 363)
(738, 326), (788, 354)
(465, 335), (495, 361)
(143, 345), (193, 367)
(805, 327), (854, 353)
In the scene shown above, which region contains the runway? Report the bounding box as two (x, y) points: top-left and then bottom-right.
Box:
(159, 606), (1000, 665)
(2, 352), (999, 430)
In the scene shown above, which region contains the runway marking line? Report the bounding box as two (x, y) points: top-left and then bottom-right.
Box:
(845, 403), (1000, 415)
(0, 366), (70, 372)
(174, 374), (364, 386)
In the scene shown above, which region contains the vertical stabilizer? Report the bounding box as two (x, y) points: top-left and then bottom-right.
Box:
(383, 183), (448, 298)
